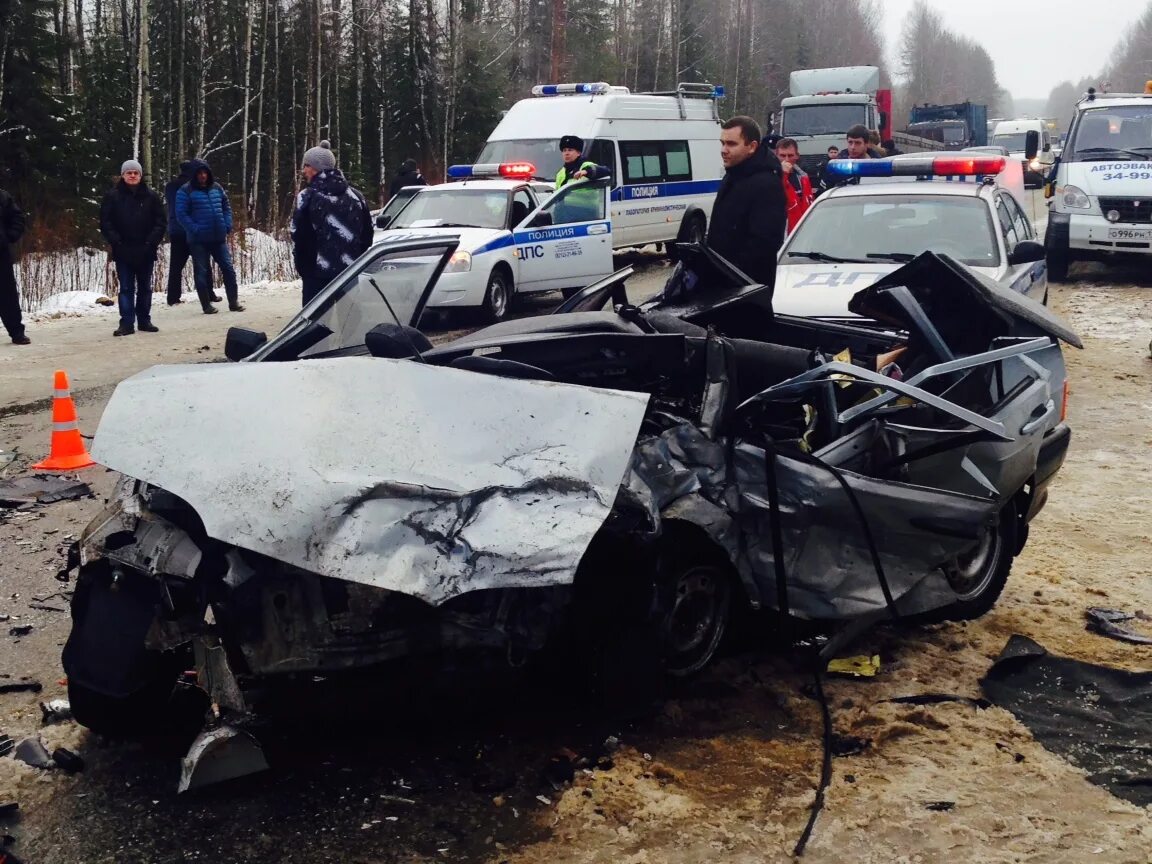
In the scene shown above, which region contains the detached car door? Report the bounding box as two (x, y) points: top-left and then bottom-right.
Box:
(513, 178), (614, 294)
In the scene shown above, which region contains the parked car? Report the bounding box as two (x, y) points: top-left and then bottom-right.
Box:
(62, 237), (1078, 787)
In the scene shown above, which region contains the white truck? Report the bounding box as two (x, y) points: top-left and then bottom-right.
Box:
(1044, 86), (1152, 281)
(777, 66), (942, 174)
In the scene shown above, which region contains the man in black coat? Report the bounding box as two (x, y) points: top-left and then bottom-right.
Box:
(389, 158), (427, 200)
(707, 115), (786, 295)
(99, 159), (167, 336)
(0, 186), (29, 345)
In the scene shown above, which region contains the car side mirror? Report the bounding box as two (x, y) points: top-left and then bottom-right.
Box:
(375, 213), (391, 229)
(1025, 130), (1039, 160)
(225, 327), (268, 361)
(1008, 239), (1046, 266)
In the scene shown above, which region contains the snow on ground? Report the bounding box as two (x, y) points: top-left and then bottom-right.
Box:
(19, 229), (298, 323)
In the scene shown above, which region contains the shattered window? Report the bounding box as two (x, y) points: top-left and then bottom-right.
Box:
(298, 244), (454, 357)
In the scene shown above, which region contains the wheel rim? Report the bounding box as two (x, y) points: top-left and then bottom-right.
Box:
(665, 564), (729, 677)
(488, 273), (509, 318)
(942, 523), (1002, 601)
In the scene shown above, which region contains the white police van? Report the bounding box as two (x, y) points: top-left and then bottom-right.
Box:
(476, 82), (725, 249)
(377, 162), (614, 321)
(774, 153), (1047, 320)
(1044, 85), (1152, 282)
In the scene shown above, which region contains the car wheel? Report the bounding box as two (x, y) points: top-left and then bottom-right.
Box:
(658, 540), (733, 677)
(1046, 243), (1070, 283)
(482, 268), (513, 322)
(931, 503), (1017, 623)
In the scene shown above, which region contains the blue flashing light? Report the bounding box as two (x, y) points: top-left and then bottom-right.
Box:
(713, 85), (726, 98)
(446, 165), (474, 179)
(824, 159), (898, 178)
(532, 82), (610, 97)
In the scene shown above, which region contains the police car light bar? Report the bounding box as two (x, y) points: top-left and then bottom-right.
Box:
(446, 162), (537, 180)
(532, 82), (610, 96)
(825, 154), (1007, 178)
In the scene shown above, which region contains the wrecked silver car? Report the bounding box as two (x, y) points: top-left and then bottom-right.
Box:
(62, 236), (1078, 783)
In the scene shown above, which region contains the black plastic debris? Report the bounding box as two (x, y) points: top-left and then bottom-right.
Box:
(1085, 607), (1152, 645)
(0, 680), (40, 695)
(7, 627), (32, 639)
(0, 736), (13, 757)
(925, 801), (955, 812)
(0, 475), (92, 509)
(982, 635), (1152, 806)
(0, 802), (16, 817)
(13, 738), (52, 769)
(51, 747), (84, 773)
(830, 734), (870, 757)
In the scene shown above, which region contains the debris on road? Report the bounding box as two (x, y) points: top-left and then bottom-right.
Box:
(925, 801), (956, 812)
(0, 475), (92, 509)
(1085, 607), (1152, 645)
(7, 627), (32, 639)
(40, 699), (72, 725)
(830, 734), (871, 757)
(827, 655), (881, 678)
(13, 737), (53, 769)
(178, 725), (269, 793)
(883, 693), (991, 710)
(982, 635), (1152, 806)
(0, 736), (13, 757)
(0, 680), (41, 695)
(0, 802), (17, 817)
(51, 747), (84, 773)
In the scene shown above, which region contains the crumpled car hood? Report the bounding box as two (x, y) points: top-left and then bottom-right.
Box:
(91, 358), (649, 605)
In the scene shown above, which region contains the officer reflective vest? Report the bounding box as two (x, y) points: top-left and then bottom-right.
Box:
(554, 162), (607, 222)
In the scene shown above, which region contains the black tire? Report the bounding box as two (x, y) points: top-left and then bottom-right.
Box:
(68, 669), (185, 737)
(684, 213), (706, 246)
(1046, 242), (1070, 283)
(657, 536), (733, 677)
(482, 268), (513, 322)
(930, 503), (1017, 623)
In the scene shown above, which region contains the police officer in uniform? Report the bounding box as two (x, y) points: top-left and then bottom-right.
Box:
(554, 135), (611, 222)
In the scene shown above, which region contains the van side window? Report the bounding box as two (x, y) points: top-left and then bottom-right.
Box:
(621, 140), (692, 184)
(588, 139), (617, 181)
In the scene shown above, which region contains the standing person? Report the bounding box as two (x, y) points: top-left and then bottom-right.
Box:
(555, 135), (610, 189)
(775, 138), (814, 233)
(706, 116), (786, 292)
(820, 125), (883, 192)
(99, 160), (166, 337)
(175, 158), (244, 314)
(164, 160), (217, 307)
(815, 145), (840, 191)
(388, 158), (427, 200)
(0, 185), (29, 345)
(291, 140), (374, 306)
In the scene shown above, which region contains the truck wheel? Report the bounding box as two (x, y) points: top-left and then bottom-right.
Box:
(482, 268), (513, 322)
(1046, 242), (1070, 283)
(926, 503), (1017, 624)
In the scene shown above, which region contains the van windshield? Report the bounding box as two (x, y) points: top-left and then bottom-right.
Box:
(782, 104), (868, 137)
(1067, 105), (1152, 161)
(476, 140), (563, 181)
(991, 133), (1029, 153)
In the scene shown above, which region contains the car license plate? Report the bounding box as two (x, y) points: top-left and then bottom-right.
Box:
(1107, 228), (1152, 241)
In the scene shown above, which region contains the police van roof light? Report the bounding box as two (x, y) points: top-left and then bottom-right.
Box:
(825, 154), (1006, 178)
(445, 162), (537, 180)
(532, 82), (610, 97)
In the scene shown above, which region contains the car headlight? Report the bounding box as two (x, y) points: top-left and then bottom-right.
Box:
(444, 251), (472, 273)
(1059, 185), (1091, 209)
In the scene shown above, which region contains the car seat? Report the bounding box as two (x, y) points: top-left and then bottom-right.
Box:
(509, 200), (530, 228)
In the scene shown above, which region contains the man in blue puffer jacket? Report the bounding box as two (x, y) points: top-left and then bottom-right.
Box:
(175, 159), (244, 313)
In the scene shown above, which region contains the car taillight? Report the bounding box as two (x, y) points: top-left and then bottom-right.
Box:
(1060, 379), (1070, 422)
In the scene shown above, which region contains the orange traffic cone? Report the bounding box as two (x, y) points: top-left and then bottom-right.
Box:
(31, 370), (95, 471)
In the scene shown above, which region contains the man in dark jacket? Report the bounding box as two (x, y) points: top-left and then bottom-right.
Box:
(389, 158), (426, 200)
(164, 160), (215, 306)
(100, 159), (167, 336)
(819, 124), (884, 193)
(706, 116), (786, 294)
(0, 186), (29, 345)
(291, 140), (374, 306)
(175, 158), (243, 313)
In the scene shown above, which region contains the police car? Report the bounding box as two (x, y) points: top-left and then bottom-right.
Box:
(773, 153), (1048, 321)
(377, 162), (614, 321)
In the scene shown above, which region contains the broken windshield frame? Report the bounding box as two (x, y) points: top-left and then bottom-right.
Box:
(247, 239), (457, 362)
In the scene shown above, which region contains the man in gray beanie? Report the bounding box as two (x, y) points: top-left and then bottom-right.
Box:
(290, 140), (374, 305)
(99, 159), (166, 336)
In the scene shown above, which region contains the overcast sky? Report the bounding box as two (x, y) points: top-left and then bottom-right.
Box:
(880, 0), (1148, 100)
